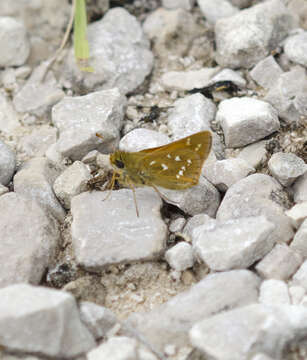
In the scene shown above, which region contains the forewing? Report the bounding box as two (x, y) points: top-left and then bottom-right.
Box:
(137, 131), (212, 189)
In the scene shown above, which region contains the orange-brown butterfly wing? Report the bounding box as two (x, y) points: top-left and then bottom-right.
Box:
(131, 131), (212, 189)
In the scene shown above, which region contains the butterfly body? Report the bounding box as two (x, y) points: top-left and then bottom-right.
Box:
(109, 130), (212, 191)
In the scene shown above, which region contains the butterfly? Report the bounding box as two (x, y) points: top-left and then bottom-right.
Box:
(104, 130), (212, 216)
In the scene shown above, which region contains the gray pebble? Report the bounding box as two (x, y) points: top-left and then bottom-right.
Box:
(250, 55), (283, 90)
(0, 140), (16, 185)
(259, 279), (290, 305)
(165, 242), (194, 271)
(197, 0), (238, 24)
(284, 31), (307, 67)
(293, 172), (307, 203)
(290, 219), (307, 258)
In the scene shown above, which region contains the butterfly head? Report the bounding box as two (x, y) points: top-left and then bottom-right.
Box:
(110, 151), (125, 170)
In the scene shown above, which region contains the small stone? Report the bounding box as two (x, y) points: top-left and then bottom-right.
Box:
(52, 88), (126, 160)
(53, 161), (91, 209)
(286, 202), (307, 229)
(127, 270), (260, 351)
(183, 214), (216, 239)
(210, 68), (246, 88)
(217, 174), (294, 245)
(0, 140), (16, 185)
(192, 216), (275, 271)
(293, 172), (307, 203)
(268, 152), (307, 187)
(87, 337), (137, 360)
(265, 66), (307, 124)
(215, 0), (297, 68)
(65, 8), (153, 94)
(190, 303), (307, 360)
(0, 16), (30, 66)
(0, 184), (8, 196)
(256, 244), (303, 280)
(291, 219), (307, 258)
(237, 140), (267, 169)
(292, 260), (307, 291)
(71, 189), (167, 269)
(0, 284), (95, 357)
(79, 301), (117, 340)
(169, 217), (186, 233)
(0, 91), (20, 134)
(13, 157), (66, 221)
(217, 97), (280, 148)
(197, 0), (239, 24)
(119, 128), (169, 152)
(0, 193), (59, 287)
(165, 242), (194, 271)
(143, 8), (203, 61)
(251, 354), (275, 360)
(250, 55), (283, 89)
(13, 61), (65, 117)
(167, 93), (216, 140)
(161, 68), (220, 91)
(160, 176), (220, 217)
(19, 125), (58, 158)
(289, 285), (306, 305)
(204, 157), (255, 192)
(284, 31), (307, 67)
(259, 279), (290, 305)
(162, 0), (194, 10)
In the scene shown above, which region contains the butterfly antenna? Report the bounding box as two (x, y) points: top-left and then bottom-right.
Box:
(150, 184), (173, 203)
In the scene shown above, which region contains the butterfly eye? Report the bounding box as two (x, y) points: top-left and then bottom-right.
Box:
(115, 159), (125, 169)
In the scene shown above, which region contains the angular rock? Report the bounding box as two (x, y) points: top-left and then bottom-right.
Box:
(268, 152), (307, 187)
(293, 172), (307, 203)
(53, 161), (91, 209)
(284, 31), (307, 67)
(192, 216), (275, 271)
(160, 175), (220, 217)
(127, 270), (260, 351)
(256, 244), (302, 280)
(237, 140), (267, 169)
(0, 193), (59, 287)
(259, 279), (290, 305)
(204, 157), (255, 192)
(290, 219), (307, 258)
(143, 8), (203, 60)
(0, 140), (16, 185)
(87, 337), (137, 360)
(52, 88), (126, 160)
(65, 8), (153, 94)
(0, 284), (95, 357)
(161, 68), (220, 91)
(71, 189), (167, 269)
(216, 174), (294, 244)
(250, 56), (283, 90)
(19, 125), (57, 158)
(13, 61), (65, 117)
(210, 68), (246, 88)
(190, 303), (307, 360)
(289, 285), (306, 305)
(183, 214), (216, 240)
(0, 16), (30, 67)
(13, 157), (65, 221)
(265, 66), (307, 124)
(79, 301), (117, 340)
(0, 91), (20, 134)
(286, 202), (307, 229)
(197, 0), (238, 24)
(165, 242), (194, 271)
(292, 260), (307, 291)
(167, 94), (216, 140)
(217, 97), (280, 148)
(119, 128), (169, 152)
(215, 0), (297, 68)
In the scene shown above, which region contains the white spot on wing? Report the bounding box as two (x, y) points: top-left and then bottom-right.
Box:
(175, 156), (181, 161)
(187, 159), (192, 166)
(186, 138), (191, 145)
(150, 160), (156, 166)
(176, 174), (180, 179)
(178, 170), (184, 176)
(181, 166), (186, 171)
(195, 144), (202, 151)
(167, 154), (172, 158)
(162, 163), (168, 171)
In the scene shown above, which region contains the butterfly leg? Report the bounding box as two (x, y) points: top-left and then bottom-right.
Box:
(102, 171), (117, 201)
(150, 184), (173, 203)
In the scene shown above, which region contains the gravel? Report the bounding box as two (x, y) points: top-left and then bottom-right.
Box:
(0, 1), (306, 359)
